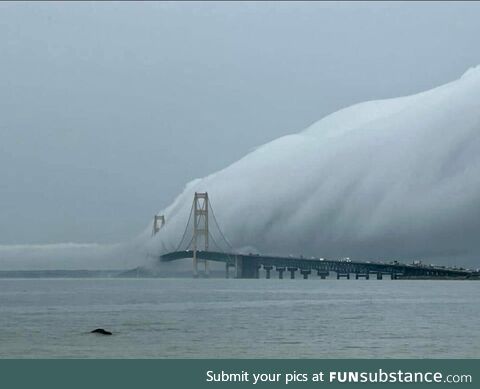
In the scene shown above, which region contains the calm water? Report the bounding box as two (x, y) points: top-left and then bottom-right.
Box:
(0, 278), (478, 358)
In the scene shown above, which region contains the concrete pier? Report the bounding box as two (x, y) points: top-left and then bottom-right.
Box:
(234, 257), (260, 278)
(288, 267), (297, 279)
(300, 269), (311, 279)
(317, 270), (329, 279)
(337, 272), (350, 279)
(355, 272), (369, 280)
(235, 256), (240, 278)
(264, 265), (273, 279)
(376, 272), (383, 280)
(225, 263), (236, 278)
(276, 267), (285, 279)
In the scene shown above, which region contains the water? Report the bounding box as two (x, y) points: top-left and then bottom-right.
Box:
(0, 278), (478, 358)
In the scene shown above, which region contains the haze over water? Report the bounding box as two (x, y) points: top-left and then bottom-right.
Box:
(1, 278), (478, 358)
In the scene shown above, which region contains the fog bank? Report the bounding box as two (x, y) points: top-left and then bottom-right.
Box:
(149, 66), (480, 268)
(2, 67), (480, 270)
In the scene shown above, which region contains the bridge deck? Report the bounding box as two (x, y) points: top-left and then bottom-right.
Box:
(160, 250), (475, 278)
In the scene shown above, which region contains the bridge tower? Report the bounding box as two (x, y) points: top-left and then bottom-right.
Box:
(193, 192), (209, 277)
(151, 215), (165, 236)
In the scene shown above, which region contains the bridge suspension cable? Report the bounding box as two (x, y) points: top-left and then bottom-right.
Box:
(207, 231), (223, 252)
(208, 197), (234, 252)
(205, 196), (236, 269)
(174, 201), (195, 252)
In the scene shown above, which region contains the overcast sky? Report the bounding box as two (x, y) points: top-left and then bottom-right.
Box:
(1, 1), (480, 245)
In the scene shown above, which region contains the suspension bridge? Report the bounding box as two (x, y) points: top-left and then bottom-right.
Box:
(154, 192), (477, 280)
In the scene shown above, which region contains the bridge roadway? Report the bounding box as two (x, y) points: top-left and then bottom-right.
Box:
(160, 250), (476, 279)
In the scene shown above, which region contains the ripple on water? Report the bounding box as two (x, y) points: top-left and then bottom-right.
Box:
(0, 279), (479, 358)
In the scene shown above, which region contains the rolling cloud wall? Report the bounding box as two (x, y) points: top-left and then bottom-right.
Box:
(2, 67), (480, 269)
(148, 66), (480, 267)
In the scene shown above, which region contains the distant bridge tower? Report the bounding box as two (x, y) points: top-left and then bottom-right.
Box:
(193, 192), (209, 277)
(152, 215), (165, 236)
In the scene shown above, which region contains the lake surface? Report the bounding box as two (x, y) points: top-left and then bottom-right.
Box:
(0, 278), (478, 358)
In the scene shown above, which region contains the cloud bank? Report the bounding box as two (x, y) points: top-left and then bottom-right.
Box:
(2, 67), (480, 269)
(0, 242), (144, 270)
(148, 66), (480, 267)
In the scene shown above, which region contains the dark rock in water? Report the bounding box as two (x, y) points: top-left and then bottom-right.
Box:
(91, 328), (112, 335)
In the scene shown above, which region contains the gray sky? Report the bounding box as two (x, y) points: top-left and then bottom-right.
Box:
(1, 1), (480, 245)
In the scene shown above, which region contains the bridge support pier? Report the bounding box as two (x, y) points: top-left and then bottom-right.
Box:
(317, 270), (329, 279)
(355, 272), (369, 280)
(337, 272), (350, 279)
(204, 260), (209, 278)
(235, 256), (240, 278)
(225, 263), (236, 278)
(276, 267), (285, 279)
(377, 272), (383, 280)
(300, 269), (311, 279)
(234, 256), (261, 278)
(288, 267), (297, 279)
(193, 258), (209, 278)
(264, 265), (273, 279)
(193, 256), (199, 278)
